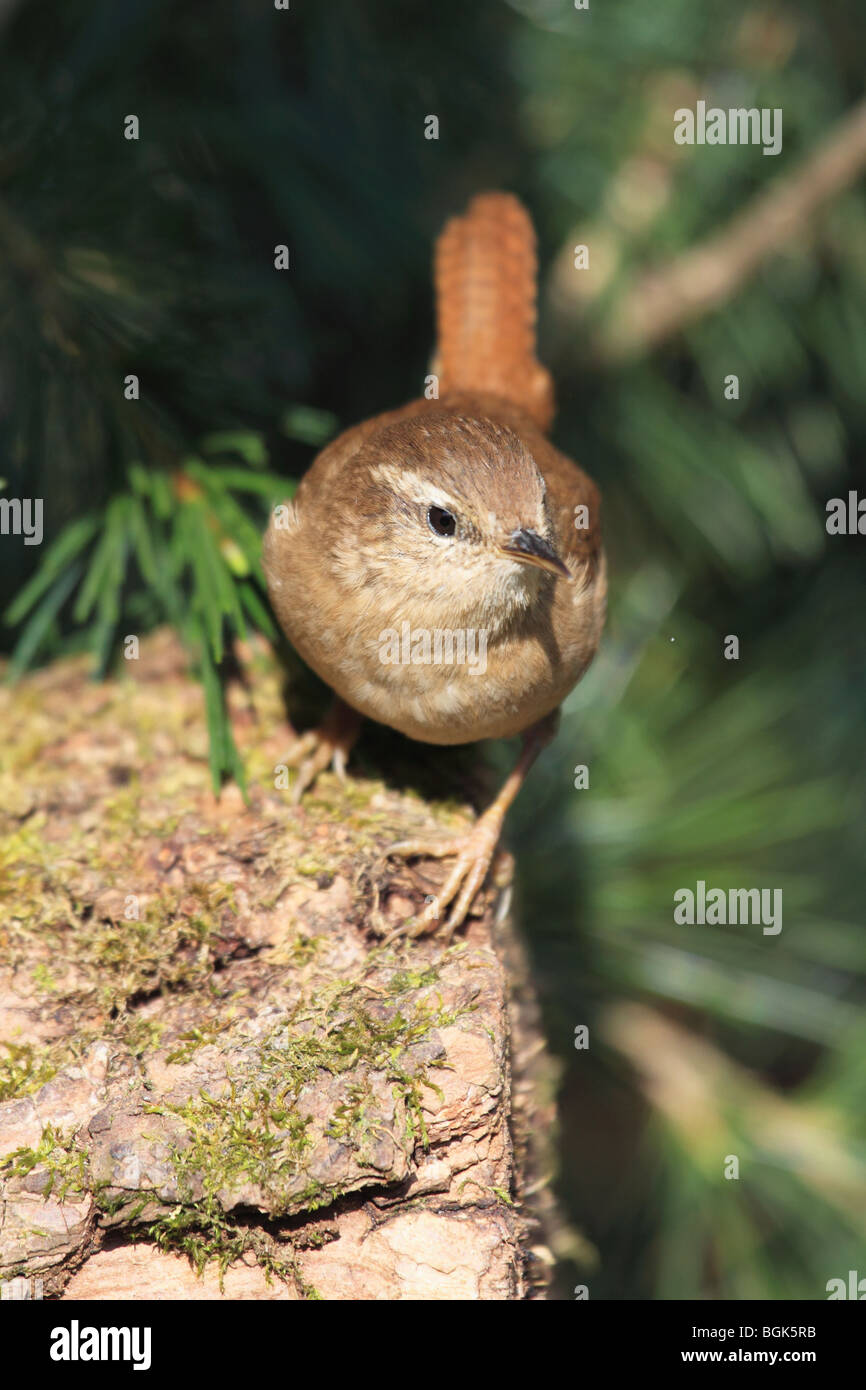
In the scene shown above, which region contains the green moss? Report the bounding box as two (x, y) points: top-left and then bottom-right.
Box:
(294, 856), (337, 877)
(165, 1019), (236, 1066)
(152, 1084), (315, 1212)
(0, 1124), (87, 1201)
(141, 1204), (322, 1297)
(287, 933), (321, 966)
(0, 823), (52, 931)
(386, 964), (441, 995)
(144, 1202), (248, 1283)
(0, 1012), (172, 1107)
(123, 968), (461, 1284)
(30, 962), (58, 992)
(0, 1043), (62, 1104)
(119, 1017), (167, 1058)
(4, 876), (238, 1018)
(100, 781), (142, 836)
(150, 973), (457, 1204)
(71, 883), (232, 1008)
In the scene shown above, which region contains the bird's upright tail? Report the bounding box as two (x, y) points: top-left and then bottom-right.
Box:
(433, 192), (554, 432)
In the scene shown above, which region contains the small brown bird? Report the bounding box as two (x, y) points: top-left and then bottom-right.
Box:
(264, 192), (606, 939)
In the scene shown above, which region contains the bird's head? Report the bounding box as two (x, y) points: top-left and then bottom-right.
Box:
(335, 413), (570, 634)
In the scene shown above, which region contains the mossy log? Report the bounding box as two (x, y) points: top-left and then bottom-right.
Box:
(0, 630), (559, 1300)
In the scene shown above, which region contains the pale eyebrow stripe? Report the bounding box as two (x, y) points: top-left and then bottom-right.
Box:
(368, 462), (459, 511)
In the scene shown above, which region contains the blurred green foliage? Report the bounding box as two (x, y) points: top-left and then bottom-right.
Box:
(1, 0), (864, 1299)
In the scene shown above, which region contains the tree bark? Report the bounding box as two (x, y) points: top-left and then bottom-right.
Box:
(0, 630), (559, 1300)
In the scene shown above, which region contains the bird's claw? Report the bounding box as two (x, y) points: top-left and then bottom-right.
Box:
(282, 701), (361, 803)
(378, 819), (501, 945)
(284, 731), (348, 803)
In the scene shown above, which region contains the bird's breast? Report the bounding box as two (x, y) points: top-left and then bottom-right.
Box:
(283, 594), (591, 745)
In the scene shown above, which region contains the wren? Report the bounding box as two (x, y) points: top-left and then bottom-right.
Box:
(263, 192), (607, 939)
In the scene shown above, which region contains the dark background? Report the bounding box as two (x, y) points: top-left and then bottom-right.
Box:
(2, 0), (865, 1298)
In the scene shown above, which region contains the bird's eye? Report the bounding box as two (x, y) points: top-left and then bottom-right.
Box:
(427, 505), (456, 538)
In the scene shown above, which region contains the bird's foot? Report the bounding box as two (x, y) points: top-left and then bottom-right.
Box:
(283, 699), (362, 803)
(373, 711), (561, 944)
(378, 807), (506, 945)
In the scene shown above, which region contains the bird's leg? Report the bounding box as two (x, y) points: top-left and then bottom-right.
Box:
(283, 697), (362, 803)
(381, 709), (560, 943)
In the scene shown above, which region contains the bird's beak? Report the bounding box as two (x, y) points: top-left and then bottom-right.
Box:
(499, 528), (572, 580)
